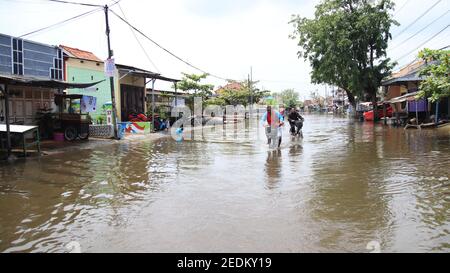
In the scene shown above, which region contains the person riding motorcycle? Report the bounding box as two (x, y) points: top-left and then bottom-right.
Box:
(288, 108), (304, 136)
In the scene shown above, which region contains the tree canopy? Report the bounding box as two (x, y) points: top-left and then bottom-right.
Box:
(210, 80), (269, 107)
(176, 73), (214, 99)
(290, 0), (397, 108)
(417, 48), (450, 102)
(273, 89), (300, 107)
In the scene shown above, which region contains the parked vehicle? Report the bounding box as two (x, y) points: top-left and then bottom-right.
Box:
(127, 111), (168, 131)
(363, 104), (394, 121)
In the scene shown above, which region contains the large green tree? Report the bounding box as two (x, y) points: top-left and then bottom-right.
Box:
(290, 0), (397, 119)
(417, 48), (450, 102)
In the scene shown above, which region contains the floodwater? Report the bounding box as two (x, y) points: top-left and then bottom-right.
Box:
(0, 115), (449, 253)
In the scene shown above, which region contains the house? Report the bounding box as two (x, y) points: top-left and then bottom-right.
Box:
(0, 34), (100, 159)
(62, 46), (152, 124)
(61, 45), (180, 126)
(214, 82), (244, 95)
(382, 59), (449, 123)
(117, 64), (179, 121)
(61, 45), (112, 124)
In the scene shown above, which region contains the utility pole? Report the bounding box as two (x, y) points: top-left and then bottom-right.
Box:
(104, 5), (119, 139)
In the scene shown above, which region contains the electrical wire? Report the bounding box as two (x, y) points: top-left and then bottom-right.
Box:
(115, 3), (161, 73)
(389, 9), (450, 51)
(19, 6), (103, 37)
(45, 0), (102, 7)
(18, 0), (122, 38)
(108, 9), (229, 81)
(394, 24), (449, 62)
(394, 0), (410, 16)
(393, 0), (442, 38)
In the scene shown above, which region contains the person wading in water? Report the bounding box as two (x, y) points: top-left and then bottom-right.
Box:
(261, 105), (284, 148)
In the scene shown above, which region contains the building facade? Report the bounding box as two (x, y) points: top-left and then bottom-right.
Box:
(0, 33), (63, 125)
(61, 45), (113, 123)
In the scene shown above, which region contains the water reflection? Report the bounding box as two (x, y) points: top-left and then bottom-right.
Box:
(265, 150), (282, 189)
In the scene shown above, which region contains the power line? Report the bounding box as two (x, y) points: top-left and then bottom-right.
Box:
(393, 0), (442, 38)
(19, 6), (102, 37)
(395, 44), (450, 69)
(394, 24), (449, 63)
(115, 3), (160, 73)
(44, 0), (103, 7)
(108, 9), (229, 81)
(389, 9), (450, 51)
(18, 0), (122, 38)
(394, 0), (410, 16)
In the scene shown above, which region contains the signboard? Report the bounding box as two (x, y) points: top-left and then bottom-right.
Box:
(104, 58), (116, 78)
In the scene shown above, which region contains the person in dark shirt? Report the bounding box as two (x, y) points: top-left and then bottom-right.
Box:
(287, 108), (304, 136)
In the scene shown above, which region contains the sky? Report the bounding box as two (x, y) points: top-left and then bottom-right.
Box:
(0, 0), (449, 99)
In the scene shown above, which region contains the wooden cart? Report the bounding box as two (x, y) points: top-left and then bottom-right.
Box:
(54, 94), (91, 141)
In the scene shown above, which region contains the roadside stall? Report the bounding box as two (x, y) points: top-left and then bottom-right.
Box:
(54, 94), (96, 141)
(0, 75), (102, 159)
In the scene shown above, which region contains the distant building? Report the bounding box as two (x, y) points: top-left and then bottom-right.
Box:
(214, 82), (244, 95)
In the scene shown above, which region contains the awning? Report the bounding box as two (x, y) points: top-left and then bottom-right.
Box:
(116, 64), (180, 83)
(0, 75), (104, 89)
(387, 91), (420, 104)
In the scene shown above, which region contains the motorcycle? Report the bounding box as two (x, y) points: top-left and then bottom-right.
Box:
(289, 119), (304, 138)
(127, 111), (167, 131)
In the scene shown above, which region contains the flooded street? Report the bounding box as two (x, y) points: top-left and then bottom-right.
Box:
(0, 115), (449, 253)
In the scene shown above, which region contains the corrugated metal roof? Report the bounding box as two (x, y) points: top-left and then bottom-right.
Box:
(382, 60), (439, 86)
(382, 70), (424, 86)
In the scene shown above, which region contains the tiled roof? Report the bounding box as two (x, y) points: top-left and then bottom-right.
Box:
(60, 45), (102, 62)
(215, 82), (244, 94)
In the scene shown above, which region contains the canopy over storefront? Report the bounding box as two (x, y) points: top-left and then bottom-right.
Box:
(387, 91), (420, 104)
(0, 75), (104, 89)
(116, 64), (180, 83)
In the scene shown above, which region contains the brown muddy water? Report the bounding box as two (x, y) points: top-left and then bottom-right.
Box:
(0, 115), (449, 253)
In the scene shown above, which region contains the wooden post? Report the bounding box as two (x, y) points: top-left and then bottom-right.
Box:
(174, 82), (178, 107)
(435, 101), (439, 124)
(151, 78), (155, 131)
(415, 101), (419, 126)
(4, 84), (11, 159)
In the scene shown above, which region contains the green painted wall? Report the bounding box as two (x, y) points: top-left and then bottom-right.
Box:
(66, 66), (112, 123)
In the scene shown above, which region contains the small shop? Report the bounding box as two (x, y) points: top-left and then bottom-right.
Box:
(0, 75), (101, 160)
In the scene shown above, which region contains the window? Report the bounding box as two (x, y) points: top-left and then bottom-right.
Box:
(12, 38), (24, 75)
(51, 48), (63, 80)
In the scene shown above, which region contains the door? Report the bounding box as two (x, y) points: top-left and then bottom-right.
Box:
(120, 84), (145, 121)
